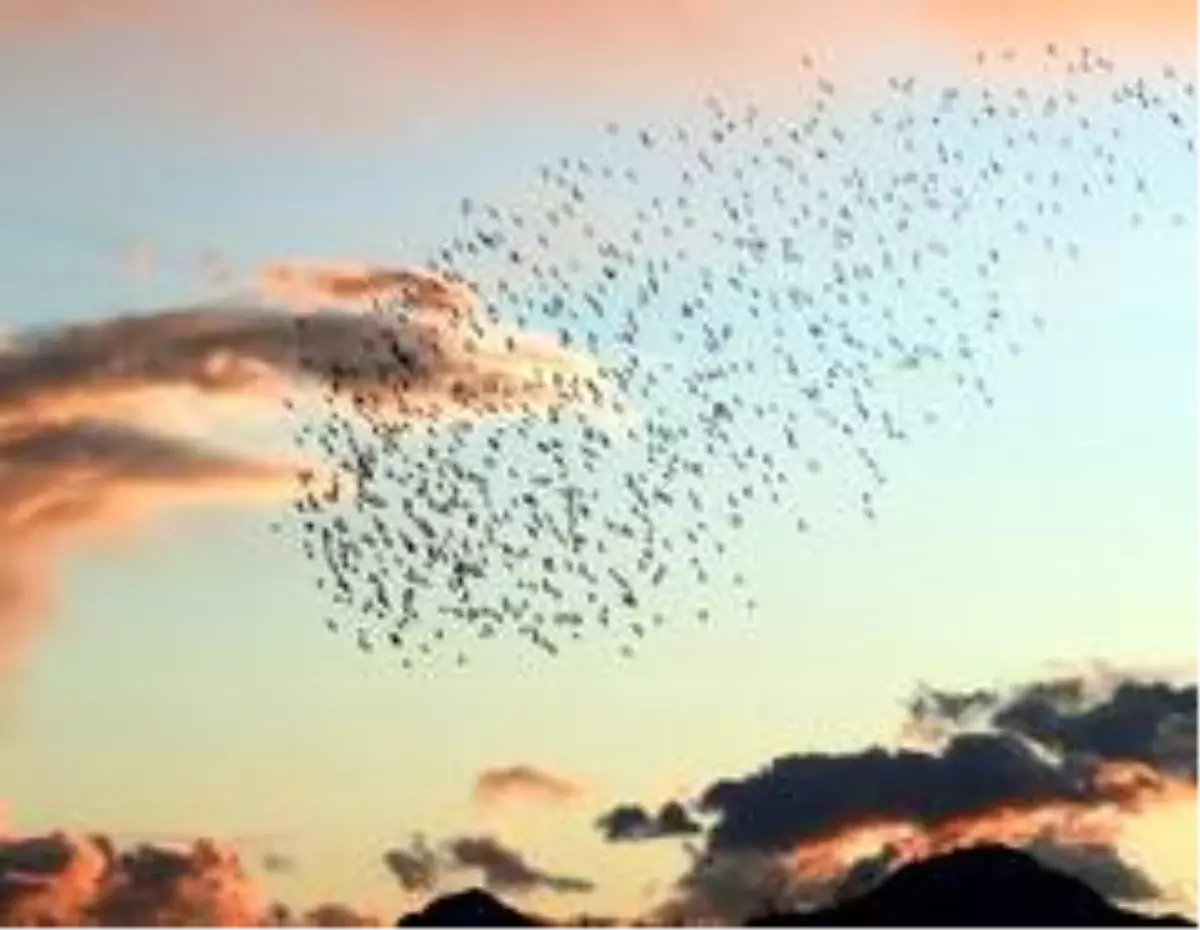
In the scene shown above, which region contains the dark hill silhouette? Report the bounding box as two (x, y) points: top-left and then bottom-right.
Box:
(747, 845), (1194, 927)
(395, 887), (543, 927)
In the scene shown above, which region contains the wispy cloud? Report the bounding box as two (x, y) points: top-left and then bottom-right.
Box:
(917, 0), (1195, 56)
(382, 835), (439, 894)
(475, 765), (583, 811)
(382, 831), (595, 900)
(0, 263), (608, 674)
(5, 1), (1188, 146)
(0, 0), (154, 39)
(444, 835), (595, 897)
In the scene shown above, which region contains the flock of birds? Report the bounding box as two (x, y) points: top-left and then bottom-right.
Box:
(276, 48), (1196, 667)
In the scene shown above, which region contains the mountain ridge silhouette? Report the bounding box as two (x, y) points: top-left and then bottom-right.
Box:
(746, 844), (1193, 927)
(393, 845), (1195, 927)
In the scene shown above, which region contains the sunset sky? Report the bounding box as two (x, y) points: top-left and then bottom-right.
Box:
(0, 1), (1196, 924)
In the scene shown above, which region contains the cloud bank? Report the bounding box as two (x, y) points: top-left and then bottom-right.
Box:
(598, 670), (1197, 923)
(0, 828), (381, 927)
(0, 831), (262, 926)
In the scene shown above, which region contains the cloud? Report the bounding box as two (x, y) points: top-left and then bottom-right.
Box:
(906, 674), (1198, 778)
(292, 902), (381, 927)
(1024, 832), (1161, 903)
(444, 835), (595, 897)
(383, 831), (596, 901)
(917, 0), (1196, 57)
(317, 1), (873, 95)
(0, 1), (155, 39)
(475, 765), (582, 811)
(653, 845), (814, 926)
(0, 832), (107, 927)
(5, 1), (1190, 150)
(257, 263), (474, 314)
(0, 264), (610, 675)
(0, 831), (268, 927)
(594, 801), (702, 842)
(0, 1), (856, 145)
(623, 672), (1197, 923)
(698, 733), (1106, 855)
(0, 0), (1191, 191)
(260, 851), (297, 875)
(0, 821), (398, 927)
(382, 835), (440, 894)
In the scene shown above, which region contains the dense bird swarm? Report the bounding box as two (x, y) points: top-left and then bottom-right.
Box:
(276, 48), (1196, 667)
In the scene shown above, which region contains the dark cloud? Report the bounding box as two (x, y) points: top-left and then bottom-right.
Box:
(594, 801), (702, 842)
(908, 674), (1198, 778)
(699, 732), (1089, 854)
(298, 902), (381, 926)
(382, 835), (440, 893)
(444, 835), (594, 897)
(905, 684), (999, 738)
(994, 680), (1197, 777)
(615, 673), (1196, 923)
(1024, 833), (1161, 904)
(260, 851), (298, 875)
(654, 848), (810, 925)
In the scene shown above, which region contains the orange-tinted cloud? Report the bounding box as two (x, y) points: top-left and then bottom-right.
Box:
(258, 263), (473, 315)
(291, 902), (382, 927)
(786, 762), (1197, 886)
(917, 0), (1196, 57)
(0, 264), (610, 675)
(0, 1), (1190, 143)
(0, 1), (880, 140)
(655, 767), (1193, 924)
(320, 1), (870, 100)
(0, 0), (155, 39)
(475, 765), (583, 810)
(0, 827), (384, 927)
(0, 832), (263, 927)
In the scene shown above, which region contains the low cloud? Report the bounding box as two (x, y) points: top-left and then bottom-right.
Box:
(382, 831), (595, 901)
(0, 825), (388, 927)
(475, 765), (582, 811)
(286, 902), (381, 927)
(260, 851), (298, 875)
(1024, 832), (1161, 903)
(594, 801), (701, 842)
(621, 671), (1197, 923)
(0, 832), (265, 926)
(0, 263), (609, 675)
(382, 835), (439, 894)
(444, 835), (595, 897)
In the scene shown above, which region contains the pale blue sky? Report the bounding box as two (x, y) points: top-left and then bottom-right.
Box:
(0, 2), (1194, 919)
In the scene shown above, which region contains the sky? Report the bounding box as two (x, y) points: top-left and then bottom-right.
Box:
(0, 1), (1196, 925)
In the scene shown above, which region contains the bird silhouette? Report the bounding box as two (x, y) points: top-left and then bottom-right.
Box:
(270, 46), (1195, 669)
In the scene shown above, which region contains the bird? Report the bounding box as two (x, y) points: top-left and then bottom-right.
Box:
(271, 45), (1195, 668)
